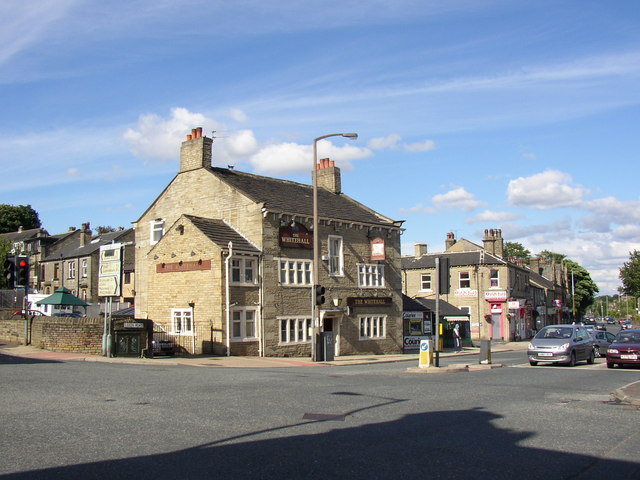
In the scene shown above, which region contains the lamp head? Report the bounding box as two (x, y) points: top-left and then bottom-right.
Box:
(342, 133), (358, 139)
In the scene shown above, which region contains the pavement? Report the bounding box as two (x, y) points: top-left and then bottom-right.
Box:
(2, 340), (638, 405)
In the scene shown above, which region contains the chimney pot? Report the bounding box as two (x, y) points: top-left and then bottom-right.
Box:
(187, 134), (193, 140)
(196, 127), (203, 138)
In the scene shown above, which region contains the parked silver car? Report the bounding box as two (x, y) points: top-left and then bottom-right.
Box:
(591, 330), (616, 357)
(527, 324), (595, 366)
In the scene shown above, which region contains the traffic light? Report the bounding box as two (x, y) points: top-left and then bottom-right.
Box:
(15, 256), (29, 288)
(3, 257), (15, 288)
(315, 284), (326, 306)
(438, 256), (450, 295)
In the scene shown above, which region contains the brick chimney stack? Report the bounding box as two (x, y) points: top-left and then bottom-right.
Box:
(180, 127), (212, 172)
(483, 228), (504, 257)
(80, 222), (91, 247)
(414, 243), (428, 257)
(316, 158), (341, 194)
(445, 232), (456, 250)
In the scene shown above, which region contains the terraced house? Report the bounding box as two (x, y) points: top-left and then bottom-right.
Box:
(402, 230), (535, 343)
(134, 128), (405, 357)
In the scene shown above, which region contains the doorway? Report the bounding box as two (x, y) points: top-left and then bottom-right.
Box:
(322, 316), (340, 357)
(491, 313), (502, 340)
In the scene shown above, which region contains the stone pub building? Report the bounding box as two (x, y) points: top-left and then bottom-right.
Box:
(134, 128), (405, 356)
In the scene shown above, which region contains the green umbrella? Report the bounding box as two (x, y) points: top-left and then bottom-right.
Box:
(36, 287), (89, 307)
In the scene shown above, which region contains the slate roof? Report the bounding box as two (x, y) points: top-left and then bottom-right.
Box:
(401, 250), (506, 270)
(207, 167), (401, 228)
(402, 294), (468, 317)
(529, 270), (554, 289)
(0, 227), (49, 243)
(185, 215), (260, 254)
(42, 229), (134, 261)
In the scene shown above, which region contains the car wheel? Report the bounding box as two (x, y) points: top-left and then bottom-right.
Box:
(593, 346), (601, 358)
(567, 352), (576, 367)
(607, 362), (614, 368)
(587, 349), (595, 365)
(529, 360), (538, 366)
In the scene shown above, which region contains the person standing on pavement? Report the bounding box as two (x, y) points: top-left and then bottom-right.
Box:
(453, 323), (462, 352)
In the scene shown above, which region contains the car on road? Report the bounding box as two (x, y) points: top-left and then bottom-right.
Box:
(591, 330), (616, 357)
(12, 309), (45, 317)
(594, 322), (607, 331)
(606, 328), (640, 369)
(527, 324), (595, 367)
(620, 320), (633, 330)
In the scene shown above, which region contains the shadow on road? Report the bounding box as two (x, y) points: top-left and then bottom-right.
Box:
(0, 352), (62, 365)
(2, 406), (638, 479)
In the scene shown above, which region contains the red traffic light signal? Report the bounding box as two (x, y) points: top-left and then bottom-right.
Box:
(15, 256), (29, 287)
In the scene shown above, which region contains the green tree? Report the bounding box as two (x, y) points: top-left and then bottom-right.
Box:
(619, 250), (640, 297)
(566, 259), (599, 319)
(0, 238), (12, 288)
(537, 250), (566, 263)
(0, 204), (41, 234)
(503, 241), (531, 261)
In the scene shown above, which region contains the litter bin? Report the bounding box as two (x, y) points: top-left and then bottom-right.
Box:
(479, 339), (492, 364)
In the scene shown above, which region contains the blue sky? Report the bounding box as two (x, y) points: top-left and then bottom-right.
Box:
(2, 0), (639, 296)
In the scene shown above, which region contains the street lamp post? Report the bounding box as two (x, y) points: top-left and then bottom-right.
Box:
(311, 132), (358, 362)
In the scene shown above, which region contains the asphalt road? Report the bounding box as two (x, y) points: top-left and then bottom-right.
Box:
(1, 350), (639, 479)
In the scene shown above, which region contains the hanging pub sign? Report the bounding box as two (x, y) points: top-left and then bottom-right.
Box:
(371, 237), (385, 261)
(279, 222), (312, 249)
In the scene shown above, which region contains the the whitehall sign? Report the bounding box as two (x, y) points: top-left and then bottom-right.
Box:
(279, 222), (312, 249)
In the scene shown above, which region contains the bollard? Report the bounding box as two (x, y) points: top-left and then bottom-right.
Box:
(419, 339), (434, 368)
(479, 339), (492, 364)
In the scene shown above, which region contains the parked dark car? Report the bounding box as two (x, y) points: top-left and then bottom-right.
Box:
(606, 329), (640, 368)
(152, 332), (176, 356)
(527, 324), (595, 366)
(594, 322), (607, 331)
(591, 330), (616, 357)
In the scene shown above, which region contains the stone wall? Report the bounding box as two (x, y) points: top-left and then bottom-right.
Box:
(0, 309), (103, 354)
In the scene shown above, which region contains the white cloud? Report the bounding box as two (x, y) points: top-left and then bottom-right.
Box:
(403, 202), (436, 214)
(225, 129), (259, 157)
(368, 134), (436, 153)
(466, 210), (522, 224)
(507, 170), (587, 209)
(123, 107), (214, 162)
(404, 139), (436, 152)
(368, 134), (401, 150)
(228, 108), (248, 122)
(249, 139), (371, 174)
(249, 142), (309, 174)
(432, 187), (485, 212)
